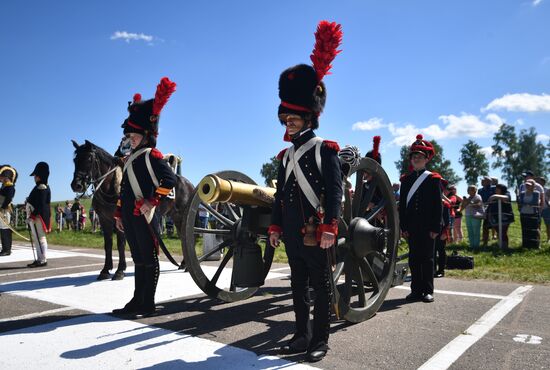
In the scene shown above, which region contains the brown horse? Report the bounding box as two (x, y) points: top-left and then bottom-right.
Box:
(71, 140), (194, 280)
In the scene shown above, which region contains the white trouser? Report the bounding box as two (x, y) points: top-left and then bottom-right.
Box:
(29, 218), (48, 262)
(0, 209), (10, 230)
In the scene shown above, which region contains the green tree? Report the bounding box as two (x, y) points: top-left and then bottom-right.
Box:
(517, 127), (548, 178)
(491, 124), (548, 188)
(260, 156), (279, 186)
(394, 145), (410, 176)
(491, 123), (521, 188)
(430, 140), (461, 185)
(394, 140), (461, 185)
(459, 140), (490, 186)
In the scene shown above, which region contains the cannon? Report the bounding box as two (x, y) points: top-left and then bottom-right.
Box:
(182, 158), (401, 323)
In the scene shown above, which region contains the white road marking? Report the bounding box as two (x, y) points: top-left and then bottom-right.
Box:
(393, 285), (506, 300)
(418, 285), (533, 370)
(0, 314), (318, 369)
(270, 266), (291, 272)
(513, 334), (542, 344)
(0, 307), (74, 323)
(0, 259), (288, 314)
(0, 263), (105, 277)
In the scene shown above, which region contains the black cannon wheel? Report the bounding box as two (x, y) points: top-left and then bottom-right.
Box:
(333, 158), (399, 323)
(182, 170), (275, 302)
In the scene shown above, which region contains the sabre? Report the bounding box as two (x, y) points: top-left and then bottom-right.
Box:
(30, 221), (45, 258)
(0, 212), (30, 241)
(326, 245), (340, 320)
(27, 224), (36, 262)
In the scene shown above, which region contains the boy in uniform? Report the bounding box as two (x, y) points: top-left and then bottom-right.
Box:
(27, 162), (51, 267)
(269, 21), (343, 362)
(399, 135), (442, 302)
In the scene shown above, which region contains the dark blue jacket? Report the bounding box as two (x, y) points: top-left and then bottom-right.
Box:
(27, 182), (51, 231)
(399, 170), (442, 234)
(271, 130), (342, 237)
(119, 148), (177, 215)
(0, 184), (15, 209)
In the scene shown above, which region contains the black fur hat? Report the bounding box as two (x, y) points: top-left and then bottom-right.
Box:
(30, 162), (49, 184)
(278, 64), (326, 129)
(121, 77), (177, 137)
(277, 21), (342, 130)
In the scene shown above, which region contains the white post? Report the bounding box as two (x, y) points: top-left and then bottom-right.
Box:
(497, 199), (503, 249)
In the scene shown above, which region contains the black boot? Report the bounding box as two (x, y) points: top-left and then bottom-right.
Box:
(112, 265), (145, 314)
(138, 263), (160, 316)
(0, 229), (12, 256)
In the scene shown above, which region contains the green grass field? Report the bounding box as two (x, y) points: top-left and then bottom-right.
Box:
(12, 199), (550, 285)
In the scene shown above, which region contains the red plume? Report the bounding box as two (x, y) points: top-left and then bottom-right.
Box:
(310, 20), (343, 82)
(372, 136), (381, 159)
(133, 93), (142, 103)
(152, 77), (177, 116)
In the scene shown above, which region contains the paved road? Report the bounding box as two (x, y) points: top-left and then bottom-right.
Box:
(0, 244), (549, 369)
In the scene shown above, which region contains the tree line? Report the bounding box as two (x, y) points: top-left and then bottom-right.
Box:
(261, 124), (549, 188)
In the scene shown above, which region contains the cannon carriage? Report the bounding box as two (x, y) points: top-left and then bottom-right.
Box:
(181, 157), (402, 323)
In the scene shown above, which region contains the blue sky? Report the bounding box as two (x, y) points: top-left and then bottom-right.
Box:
(1, 0), (549, 203)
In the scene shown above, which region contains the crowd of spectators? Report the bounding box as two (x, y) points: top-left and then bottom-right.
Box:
(443, 170), (548, 250)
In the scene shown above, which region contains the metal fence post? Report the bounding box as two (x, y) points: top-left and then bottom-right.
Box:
(497, 199), (503, 250)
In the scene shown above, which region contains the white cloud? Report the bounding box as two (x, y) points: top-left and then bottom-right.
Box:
(386, 113), (503, 146)
(352, 117), (387, 131)
(480, 146), (494, 159)
(387, 123), (419, 146)
(483, 93), (550, 113)
(110, 31), (154, 44)
(536, 133), (550, 142)
(532, 0), (543, 6)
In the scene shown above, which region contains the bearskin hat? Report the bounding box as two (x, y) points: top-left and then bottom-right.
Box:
(30, 162), (49, 184)
(409, 134), (435, 161)
(365, 136), (382, 165)
(0, 165), (17, 183)
(278, 21), (342, 130)
(122, 77), (177, 137)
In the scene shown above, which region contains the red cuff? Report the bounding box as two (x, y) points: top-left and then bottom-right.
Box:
(317, 219), (338, 236)
(133, 197), (160, 216)
(268, 224), (282, 235)
(114, 207), (122, 219)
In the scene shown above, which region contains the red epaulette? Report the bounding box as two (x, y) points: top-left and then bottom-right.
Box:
(276, 148), (287, 161)
(430, 172), (442, 180)
(151, 148), (164, 159)
(323, 140), (340, 152)
(399, 173), (407, 182)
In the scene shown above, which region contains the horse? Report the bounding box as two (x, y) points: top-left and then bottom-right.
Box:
(71, 139), (194, 280)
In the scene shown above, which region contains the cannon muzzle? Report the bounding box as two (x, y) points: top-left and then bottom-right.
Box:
(198, 174), (276, 207)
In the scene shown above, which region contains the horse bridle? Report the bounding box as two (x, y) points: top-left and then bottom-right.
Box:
(74, 147), (118, 199)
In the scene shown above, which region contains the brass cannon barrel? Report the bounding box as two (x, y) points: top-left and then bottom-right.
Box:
(198, 174), (276, 207)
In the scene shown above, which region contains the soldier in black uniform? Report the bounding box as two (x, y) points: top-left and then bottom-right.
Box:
(27, 162), (51, 267)
(399, 135), (442, 303)
(269, 21), (343, 363)
(112, 77), (177, 317)
(0, 165), (17, 256)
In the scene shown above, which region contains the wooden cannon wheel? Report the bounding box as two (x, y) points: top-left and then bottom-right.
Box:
(181, 171), (275, 302)
(334, 157), (400, 323)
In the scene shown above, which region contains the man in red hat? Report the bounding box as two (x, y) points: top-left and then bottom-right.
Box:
(112, 77), (178, 317)
(399, 135), (442, 303)
(268, 21), (343, 362)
